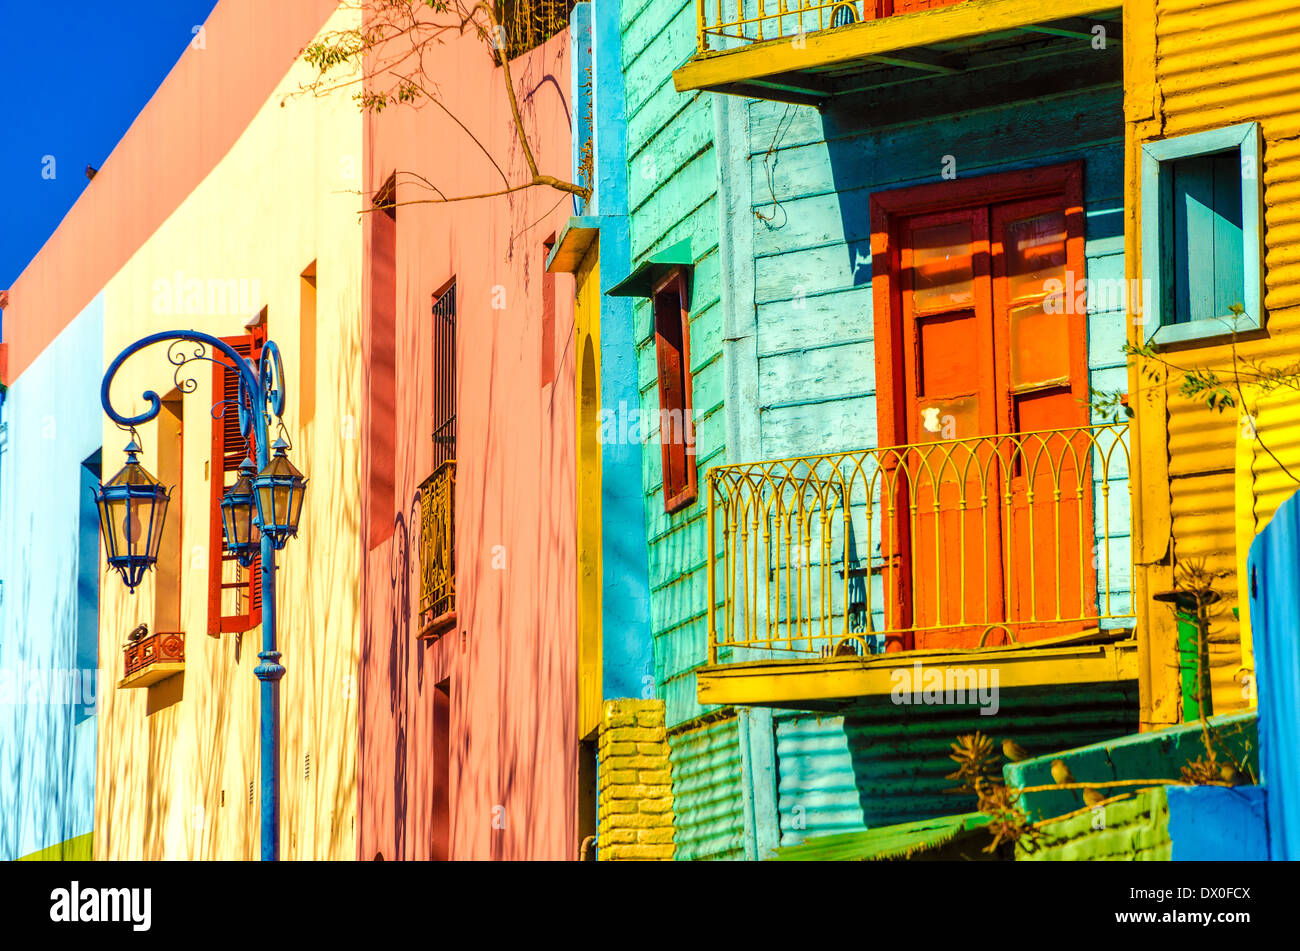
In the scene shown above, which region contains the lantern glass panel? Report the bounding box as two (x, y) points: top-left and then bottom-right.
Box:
(288, 483), (304, 529)
(145, 495), (169, 561)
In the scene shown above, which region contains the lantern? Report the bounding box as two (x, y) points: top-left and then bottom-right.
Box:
(253, 438), (307, 550)
(220, 458), (261, 566)
(95, 439), (171, 592)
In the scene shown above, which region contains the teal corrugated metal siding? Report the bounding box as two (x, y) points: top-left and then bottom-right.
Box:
(774, 685), (1140, 846)
(669, 715), (746, 860)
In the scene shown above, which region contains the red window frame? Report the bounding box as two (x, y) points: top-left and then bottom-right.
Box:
(208, 326), (265, 636)
(652, 267), (698, 514)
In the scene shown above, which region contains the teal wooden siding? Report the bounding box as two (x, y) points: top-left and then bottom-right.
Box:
(668, 714), (746, 860)
(1168, 151), (1245, 325)
(622, 0), (727, 728)
(773, 684), (1139, 847)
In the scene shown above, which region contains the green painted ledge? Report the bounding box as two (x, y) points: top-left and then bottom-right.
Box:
(1019, 786), (1171, 861)
(1004, 711), (1257, 823)
(769, 813), (1000, 861)
(17, 831), (93, 862)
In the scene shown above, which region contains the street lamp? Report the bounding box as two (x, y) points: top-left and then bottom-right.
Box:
(98, 332), (304, 861)
(220, 457), (260, 567)
(253, 438), (308, 550)
(94, 437), (171, 593)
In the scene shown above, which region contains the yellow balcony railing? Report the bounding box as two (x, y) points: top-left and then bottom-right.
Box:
(706, 424), (1133, 662)
(419, 460), (456, 637)
(695, 0), (964, 52)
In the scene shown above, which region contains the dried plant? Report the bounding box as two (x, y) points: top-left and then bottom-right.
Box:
(945, 731), (1000, 796)
(946, 732), (1041, 855)
(297, 1), (591, 210)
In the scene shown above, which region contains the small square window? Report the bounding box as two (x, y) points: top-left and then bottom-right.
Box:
(1141, 122), (1263, 345)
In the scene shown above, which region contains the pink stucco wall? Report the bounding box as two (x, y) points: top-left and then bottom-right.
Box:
(357, 22), (578, 860)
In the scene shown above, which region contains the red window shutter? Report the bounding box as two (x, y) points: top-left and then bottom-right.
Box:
(652, 268), (698, 513)
(208, 328), (265, 635)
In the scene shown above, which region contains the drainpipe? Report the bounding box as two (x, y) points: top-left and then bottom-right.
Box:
(1153, 589), (1219, 722)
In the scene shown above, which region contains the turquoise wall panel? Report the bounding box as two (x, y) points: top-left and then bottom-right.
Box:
(774, 684), (1139, 847)
(0, 294), (103, 860)
(668, 714), (746, 860)
(621, 0), (725, 729)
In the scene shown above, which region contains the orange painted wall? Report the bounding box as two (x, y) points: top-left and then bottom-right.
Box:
(356, 23), (578, 860)
(2, 0), (339, 383)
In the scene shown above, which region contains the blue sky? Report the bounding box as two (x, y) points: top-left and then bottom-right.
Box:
(0, 0), (221, 291)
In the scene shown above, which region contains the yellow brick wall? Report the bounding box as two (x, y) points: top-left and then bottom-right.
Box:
(597, 699), (675, 860)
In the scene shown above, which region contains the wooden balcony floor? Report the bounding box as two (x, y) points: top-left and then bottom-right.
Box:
(675, 1), (1123, 106)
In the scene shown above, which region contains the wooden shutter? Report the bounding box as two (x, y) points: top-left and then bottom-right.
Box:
(208, 327), (265, 635)
(653, 268), (697, 513)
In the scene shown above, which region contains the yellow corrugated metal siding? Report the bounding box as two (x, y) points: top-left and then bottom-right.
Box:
(1133, 0), (1300, 719)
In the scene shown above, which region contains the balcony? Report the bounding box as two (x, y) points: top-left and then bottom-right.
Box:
(418, 460), (456, 639)
(118, 631), (185, 689)
(701, 424), (1137, 705)
(675, 0), (1123, 105)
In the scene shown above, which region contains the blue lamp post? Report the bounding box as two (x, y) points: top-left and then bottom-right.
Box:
(97, 331), (305, 861)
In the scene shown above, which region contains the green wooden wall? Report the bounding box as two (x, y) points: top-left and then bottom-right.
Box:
(621, 0), (727, 729)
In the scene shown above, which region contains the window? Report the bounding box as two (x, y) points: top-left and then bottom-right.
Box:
(76, 450), (101, 722)
(208, 326), (265, 635)
(431, 679), (451, 861)
(652, 268), (697, 513)
(156, 391), (183, 633)
(541, 236), (556, 388)
(300, 262), (317, 426)
(1141, 122), (1263, 344)
(369, 174), (398, 548)
(431, 279), (457, 468)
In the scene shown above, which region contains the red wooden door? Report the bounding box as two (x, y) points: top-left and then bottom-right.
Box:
(991, 198), (1095, 640)
(888, 187), (1091, 649)
(895, 208), (1004, 648)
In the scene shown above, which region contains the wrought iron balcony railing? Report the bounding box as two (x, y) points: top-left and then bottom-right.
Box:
(696, 0), (965, 52)
(419, 460), (456, 637)
(706, 423), (1133, 662)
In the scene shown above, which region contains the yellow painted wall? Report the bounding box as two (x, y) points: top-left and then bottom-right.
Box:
(576, 248), (602, 740)
(1128, 0), (1300, 726)
(95, 6), (363, 859)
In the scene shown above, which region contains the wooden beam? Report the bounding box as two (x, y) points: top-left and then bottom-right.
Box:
(674, 0), (1122, 93)
(705, 81), (829, 108)
(696, 638), (1139, 708)
(864, 48), (962, 74)
(1020, 17), (1122, 43)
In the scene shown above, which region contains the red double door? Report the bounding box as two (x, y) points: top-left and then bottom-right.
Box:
(874, 170), (1095, 650)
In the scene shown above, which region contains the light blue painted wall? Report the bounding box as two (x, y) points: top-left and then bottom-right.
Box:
(0, 294), (103, 859)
